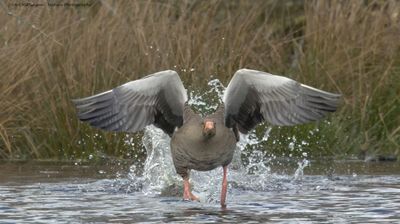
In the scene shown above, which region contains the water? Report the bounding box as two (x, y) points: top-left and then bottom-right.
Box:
(1, 125), (400, 223)
(1, 160), (400, 223)
(1, 80), (399, 223)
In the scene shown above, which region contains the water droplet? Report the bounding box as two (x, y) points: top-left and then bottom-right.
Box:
(262, 127), (272, 142)
(288, 142), (295, 150)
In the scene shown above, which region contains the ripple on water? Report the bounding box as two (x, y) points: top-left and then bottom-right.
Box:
(1, 161), (400, 223)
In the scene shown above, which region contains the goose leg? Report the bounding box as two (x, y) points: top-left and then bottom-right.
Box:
(220, 165), (228, 208)
(183, 177), (199, 201)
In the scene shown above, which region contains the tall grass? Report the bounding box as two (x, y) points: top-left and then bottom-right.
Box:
(0, 0), (399, 160)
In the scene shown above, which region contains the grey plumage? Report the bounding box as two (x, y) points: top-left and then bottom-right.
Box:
(223, 69), (341, 133)
(74, 69), (340, 176)
(171, 105), (236, 178)
(73, 68), (341, 206)
(72, 70), (187, 136)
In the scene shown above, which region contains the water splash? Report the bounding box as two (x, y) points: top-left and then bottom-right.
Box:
(294, 159), (310, 181)
(188, 78), (225, 115)
(126, 78), (310, 203)
(127, 126), (180, 195)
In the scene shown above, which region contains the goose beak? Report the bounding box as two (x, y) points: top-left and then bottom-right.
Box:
(204, 121), (214, 131)
(203, 120), (216, 138)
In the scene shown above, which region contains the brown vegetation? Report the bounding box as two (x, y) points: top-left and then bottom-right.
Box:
(0, 0), (399, 160)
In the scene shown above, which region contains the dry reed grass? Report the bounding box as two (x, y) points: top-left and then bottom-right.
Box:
(0, 0), (399, 160)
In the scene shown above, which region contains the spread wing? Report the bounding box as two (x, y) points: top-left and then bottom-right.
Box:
(223, 69), (341, 133)
(73, 70), (187, 136)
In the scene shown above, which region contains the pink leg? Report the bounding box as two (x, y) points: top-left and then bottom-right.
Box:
(220, 165), (228, 208)
(183, 177), (199, 201)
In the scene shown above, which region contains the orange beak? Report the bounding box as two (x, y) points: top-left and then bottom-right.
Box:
(204, 121), (215, 131)
(203, 120), (216, 138)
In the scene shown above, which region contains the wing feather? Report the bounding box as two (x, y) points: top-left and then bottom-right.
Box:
(73, 70), (187, 135)
(223, 69), (341, 133)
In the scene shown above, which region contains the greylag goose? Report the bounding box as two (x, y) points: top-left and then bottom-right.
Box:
(73, 69), (341, 208)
